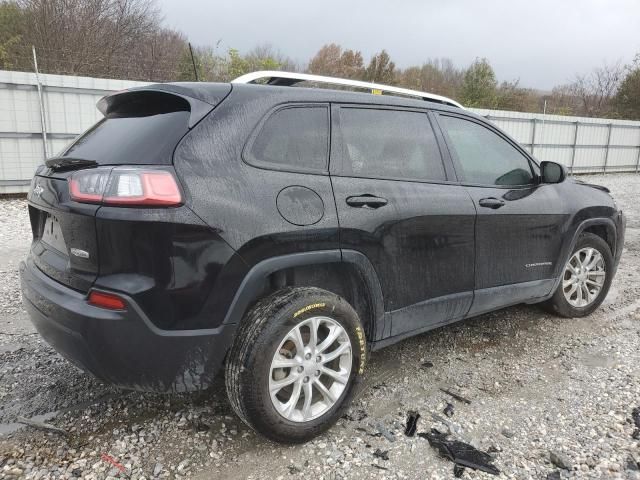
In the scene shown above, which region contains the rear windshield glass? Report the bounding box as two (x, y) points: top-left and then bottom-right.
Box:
(62, 91), (191, 165)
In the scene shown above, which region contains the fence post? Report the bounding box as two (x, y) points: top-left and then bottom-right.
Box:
(635, 135), (640, 173)
(530, 118), (537, 156)
(569, 121), (579, 175)
(603, 123), (613, 174)
(32, 46), (49, 159)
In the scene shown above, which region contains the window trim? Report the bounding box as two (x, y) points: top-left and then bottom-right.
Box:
(434, 112), (540, 189)
(329, 104), (455, 185)
(242, 102), (331, 175)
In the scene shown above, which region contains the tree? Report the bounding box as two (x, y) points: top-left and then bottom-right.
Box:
(133, 28), (188, 82)
(461, 58), (497, 108)
(365, 50), (395, 84)
(308, 43), (340, 76)
(243, 44), (291, 73)
(496, 80), (538, 112)
(397, 58), (464, 100)
(222, 46), (281, 80)
(543, 85), (580, 116)
(0, 1), (26, 69)
(308, 43), (364, 79)
(337, 49), (365, 79)
(614, 55), (640, 120)
(15, 0), (185, 80)
(566, 62), (624, 117)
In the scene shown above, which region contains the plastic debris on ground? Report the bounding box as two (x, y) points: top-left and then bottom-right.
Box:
(443, 402), (455, 417)
(430, 413), (466, 440)
(373, 448), (389, 461)
(374, 422), (396, 442)
(419, 428), (500, 476)
(404, 411), (420, 437)
(632, 406), (640, 439)
(440, 387), (472, 404)
(342, 409), (368, 422)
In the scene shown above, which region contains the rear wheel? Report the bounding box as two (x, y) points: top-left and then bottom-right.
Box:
(225, 287), (367, 444)
(544, 233), (613, 317)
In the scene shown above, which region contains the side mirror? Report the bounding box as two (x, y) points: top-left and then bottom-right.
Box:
(540, 161), (567, 184)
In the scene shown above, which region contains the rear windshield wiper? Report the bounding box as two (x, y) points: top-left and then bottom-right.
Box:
(45, 157), (98, 172)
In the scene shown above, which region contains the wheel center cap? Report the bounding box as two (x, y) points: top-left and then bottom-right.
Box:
(303, 360), (317, 375)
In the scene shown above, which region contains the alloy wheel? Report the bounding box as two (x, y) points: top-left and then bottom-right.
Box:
(269, 316), (352, 422)
(562, 247), (606, 307)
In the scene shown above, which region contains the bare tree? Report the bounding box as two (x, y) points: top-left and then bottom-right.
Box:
(18, 0), (174, 79)
(567, 62), (624, 117)
(133, 28), (187, 82)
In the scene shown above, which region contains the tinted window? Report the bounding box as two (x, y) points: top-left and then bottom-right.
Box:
(338, 108), (445, 181)
(249, 106), (329, 172)
(63, 91), (191, 165)
(441, 115), (534, 186)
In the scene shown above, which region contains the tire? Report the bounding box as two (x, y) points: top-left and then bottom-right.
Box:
(543, 232), (613, 318)
(225, 286), (367, 444)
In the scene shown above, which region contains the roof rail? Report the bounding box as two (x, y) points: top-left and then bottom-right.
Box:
(231, 71), (464, 109)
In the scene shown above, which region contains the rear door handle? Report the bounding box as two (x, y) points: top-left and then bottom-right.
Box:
(346, 195), (388, 209)
(478, 197), (505, 209)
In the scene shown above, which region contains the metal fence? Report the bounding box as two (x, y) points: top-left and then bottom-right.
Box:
(1, 69), (639, 194)
(0, 70), (148, 194)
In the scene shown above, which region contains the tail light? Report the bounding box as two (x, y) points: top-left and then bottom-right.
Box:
(69, 168), (182, 206)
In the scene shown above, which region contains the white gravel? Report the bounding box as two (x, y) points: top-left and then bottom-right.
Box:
(1, 174), (639, 480)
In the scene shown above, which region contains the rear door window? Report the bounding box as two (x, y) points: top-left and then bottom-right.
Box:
(336, 108), (446, 182)
(439, 115), (534, 186)
(247, 105), (329, 173)
(62, 91), (192, 165)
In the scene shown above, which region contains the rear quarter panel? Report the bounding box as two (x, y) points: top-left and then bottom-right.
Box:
(172, 88), (340, 319)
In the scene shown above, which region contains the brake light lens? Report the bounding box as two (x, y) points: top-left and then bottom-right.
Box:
(88, 290), (127, 310)
(69, 168), (182, 206)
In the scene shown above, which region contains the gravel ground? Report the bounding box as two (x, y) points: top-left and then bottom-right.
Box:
(1, 173), (639, 480)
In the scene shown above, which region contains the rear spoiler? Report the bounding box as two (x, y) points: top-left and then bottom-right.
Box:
(97, 83), (232, 128)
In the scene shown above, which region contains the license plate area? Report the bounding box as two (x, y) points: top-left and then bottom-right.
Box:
(41, 214), (68, 255)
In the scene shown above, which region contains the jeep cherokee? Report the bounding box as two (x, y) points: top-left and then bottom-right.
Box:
(20, 71), (626, 443)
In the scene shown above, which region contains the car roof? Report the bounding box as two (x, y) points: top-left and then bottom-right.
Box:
(148, 81), (481, 119)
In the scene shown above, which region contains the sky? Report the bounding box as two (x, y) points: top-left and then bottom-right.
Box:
(158, 0), (640, 91)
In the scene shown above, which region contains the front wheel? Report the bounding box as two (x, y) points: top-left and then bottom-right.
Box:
(225, 287), (367, 444)
(544, 232), (613, 317)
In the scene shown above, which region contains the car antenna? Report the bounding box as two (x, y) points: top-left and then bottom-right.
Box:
(188, 42), (199, 82)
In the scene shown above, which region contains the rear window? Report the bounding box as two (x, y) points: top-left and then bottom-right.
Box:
(62, 91), (191, 165)
(246, 105), (329, 173)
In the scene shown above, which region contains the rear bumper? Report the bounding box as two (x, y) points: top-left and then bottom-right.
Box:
(20, 257), (236, 392)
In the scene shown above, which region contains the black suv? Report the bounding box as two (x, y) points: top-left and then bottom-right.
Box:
(20, 72), (625, 443)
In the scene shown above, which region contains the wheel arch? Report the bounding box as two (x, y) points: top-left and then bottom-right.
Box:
(543, 217), (618, 302)
(222, 250), (385, 344)
(581, 222), (616, 257)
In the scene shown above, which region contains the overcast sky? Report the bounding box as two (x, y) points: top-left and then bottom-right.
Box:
(158, 0), (640, 91)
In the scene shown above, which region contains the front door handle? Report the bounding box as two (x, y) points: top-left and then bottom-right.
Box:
(478, 197), (505, 209)
(346, 195), (388, 209)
